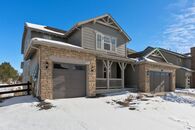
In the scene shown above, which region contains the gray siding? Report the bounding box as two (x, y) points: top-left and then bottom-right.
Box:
(22, 60), (30, 83)
(96, 60), (120, 78)
(96, 60), (104, 78)
(29, 51), (39, 78)
(82, 26), (95, 49)
(176, 68), (192, 88)
(23, 30), (67, 55)
(24, 29), (31, 54)
(184, 58), (191, 68)
(67, 30), (82, 46)
(161, 51), (184, 66)
(148, 55), (165, 62)
(82, 23), (127, 57)
(176, 69), (186, 88)
(111, 63), (117, 78)
(31, 31), (66, 42)
(22, 52), (39, 83)
(161, 51), (191, 68)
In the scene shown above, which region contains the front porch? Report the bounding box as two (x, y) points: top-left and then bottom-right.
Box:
(96, 59), (129, 92)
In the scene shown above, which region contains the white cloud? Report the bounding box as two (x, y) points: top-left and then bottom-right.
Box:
(158, 0), (195, 53)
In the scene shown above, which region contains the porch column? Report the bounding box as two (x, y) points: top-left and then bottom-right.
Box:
(103, 60), (113, 89)
(118, 62), (127, 89)
(107, 60), (110, 89)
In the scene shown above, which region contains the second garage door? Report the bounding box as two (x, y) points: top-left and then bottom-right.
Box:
(150, 71), (170, 92)
(53, 63), (86, 99)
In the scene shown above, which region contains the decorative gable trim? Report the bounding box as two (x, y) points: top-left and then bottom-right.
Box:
(144, 48), (169, 63)
(65, 14), (131, 42)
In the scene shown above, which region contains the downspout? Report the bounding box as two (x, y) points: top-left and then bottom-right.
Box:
(31, 45), (41, 97)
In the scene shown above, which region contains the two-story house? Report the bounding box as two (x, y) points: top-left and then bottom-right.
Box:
(129, 46), (194, 89)
(21, 14), (178, 99)
(21, 14), (137, 99)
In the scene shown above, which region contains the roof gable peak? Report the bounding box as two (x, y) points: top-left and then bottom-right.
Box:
(66, 14), (131, 41)
(144, 48), (169, 63)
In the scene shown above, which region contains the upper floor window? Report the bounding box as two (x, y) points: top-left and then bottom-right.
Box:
(96, 32), (116, 52)
(96, 33), (102, 49)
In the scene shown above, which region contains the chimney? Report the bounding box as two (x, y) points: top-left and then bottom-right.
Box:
(191, 47), (195, 88)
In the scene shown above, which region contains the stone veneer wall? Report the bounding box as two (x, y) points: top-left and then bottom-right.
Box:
(39, 46), (96, 99)
(138, 62), (176, 92)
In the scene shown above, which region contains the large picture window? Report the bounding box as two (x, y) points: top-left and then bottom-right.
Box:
(96, 32), (117, 52)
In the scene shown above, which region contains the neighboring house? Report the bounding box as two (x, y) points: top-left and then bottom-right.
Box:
(129, 46), (195, 89)
(21, 14), (178, 99)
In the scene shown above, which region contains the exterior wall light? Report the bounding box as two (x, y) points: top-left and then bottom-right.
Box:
(91, 65), (95, 72)
(45, 61), (49, 69)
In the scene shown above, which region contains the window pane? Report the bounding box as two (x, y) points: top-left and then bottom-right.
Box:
(97, 34), (101, 49)
(104, 43), (110, 50)
(111, 38), (116, 51)
(104, 36), (110, 43)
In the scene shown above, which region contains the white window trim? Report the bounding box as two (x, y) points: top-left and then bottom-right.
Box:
(96, 32), (102, 50)
(96, 32), (117, 52)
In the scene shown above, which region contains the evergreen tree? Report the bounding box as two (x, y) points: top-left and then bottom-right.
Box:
(0, 62), (19, 83)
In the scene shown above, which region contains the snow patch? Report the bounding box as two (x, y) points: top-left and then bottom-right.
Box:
(0, 92), (195, 130)
(26, 22), (65, 36)
(0, 96), (38, 107)
(32, 38), (83, 49)
(162, 92), (195, 106)
(176, 88), (195, 95)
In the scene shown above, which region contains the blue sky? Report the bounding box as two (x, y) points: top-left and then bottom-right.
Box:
(0, 0), (195, 72)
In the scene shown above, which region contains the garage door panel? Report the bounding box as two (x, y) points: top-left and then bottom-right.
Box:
(150, 71), (170, 93)
(165, 73), (170, 91)
(150, 72), (154, 92)
(53, 69), (66, 99)
(53, 63), (86, 99)
(65, 89), (86, 98)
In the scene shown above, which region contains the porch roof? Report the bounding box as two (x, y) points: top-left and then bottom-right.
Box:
(96, 55), (135, 63)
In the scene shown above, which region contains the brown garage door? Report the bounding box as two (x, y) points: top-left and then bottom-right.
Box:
(53, 63), (86, 99)
(150, 71), (170, 92)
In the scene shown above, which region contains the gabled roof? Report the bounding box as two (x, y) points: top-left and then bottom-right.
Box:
(129, 46), (191, 59)
(25, 22), (66, 36)
(128, 46), (154, 58)
(128, 46), (168, 63)
(144, 48), (169, 63)
(22, 14), (131, 54)
(157, 47), (191, 58)
(65, 14), (131, 42)
(21, 22), (67, 54)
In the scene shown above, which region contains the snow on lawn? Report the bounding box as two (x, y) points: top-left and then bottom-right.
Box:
(0, 92), (195, 130)
(176, 88), (195, 96)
